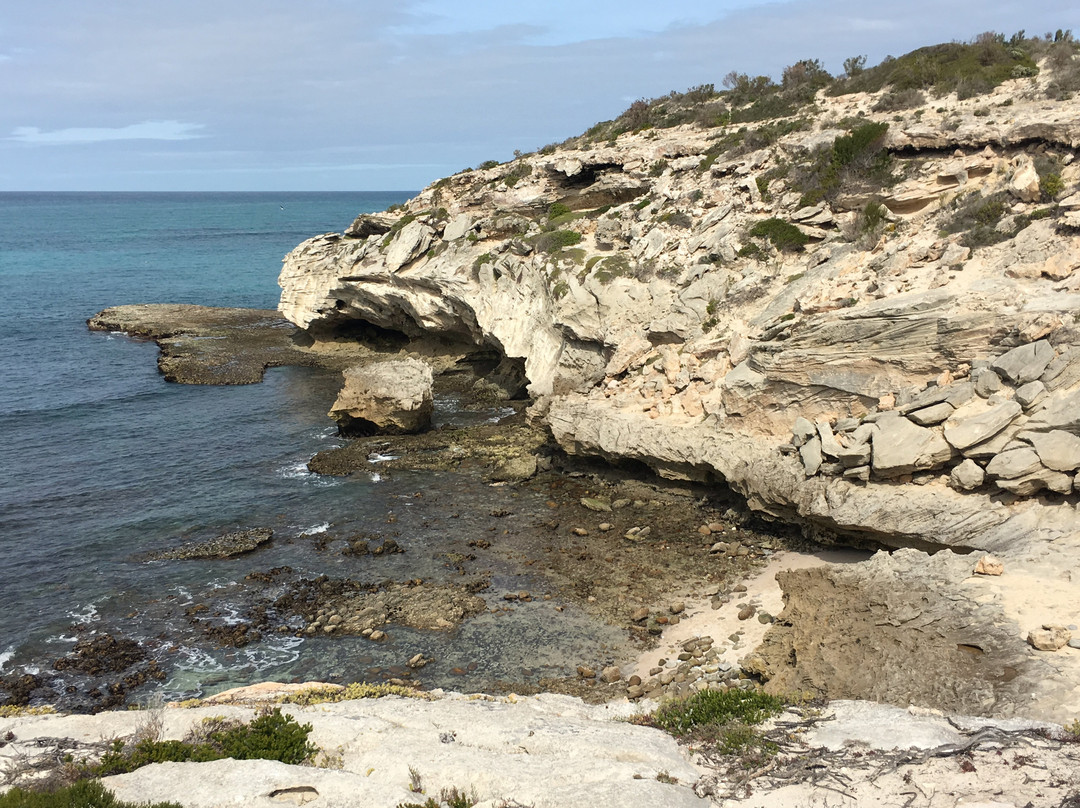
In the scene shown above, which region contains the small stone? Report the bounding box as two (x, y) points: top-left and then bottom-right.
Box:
(581, 497), (612, 512)
(503, 592), (518, 601)
(1028, 625), (1071, 651)
(407, 653), (428, 668)
(974, 554), (1004, 576)
(627, 674), (642, 687)
(626, 685), (645, 699)
(577, 665), (596, 679)
(757, 612), (774, 624)
(369, 630), (386, 641)
(950, 458), (986, 491)
(737, 605), (756, 621)
(630, 607), (649, 622)
(973, 368), (1002, 398)
(361, 628), (373, 637)
(598, 523), (613, 532)
(707, 522), (724, 532)
(677, 652), (693, 662)
(571, 527), (589, 536)
(733, 584), (747, 593)
(669, 602), (685, 615)
(600, 666), (621, 683)
(1068, 639), (1080, 650)
(709, 542), (728, 554)
(1015, 380), (1047, 410)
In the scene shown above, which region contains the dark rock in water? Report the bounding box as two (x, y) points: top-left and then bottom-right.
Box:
(0, 673), (50, 707)
(53, 634), (146, 675)
(148, 528), (273, 560)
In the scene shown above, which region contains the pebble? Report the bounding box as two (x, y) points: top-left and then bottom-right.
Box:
(698, 525), (712, 535)
(598, 523), (613, 532)
(1069, 639), (1080, 650)
(571, 527), (589, 536)
(518, 591), (531, 601)
(738, 605), (756, 621)
(630, 607), (649, 622)
(669, 602), (685, 615)
(369, 630), (387, 641)
(600, 666), (621, 684)
(733, 584), (747, 593)
(627, 675), (642, 687)
(577, 665), (596, 679)
(707, 522), (724, 532)
(649, 666), (662, 676)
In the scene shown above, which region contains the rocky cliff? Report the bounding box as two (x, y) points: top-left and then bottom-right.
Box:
(280, 48), (1080, 556)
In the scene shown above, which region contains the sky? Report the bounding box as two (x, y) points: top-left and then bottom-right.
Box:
(1, 1), (1076, 191)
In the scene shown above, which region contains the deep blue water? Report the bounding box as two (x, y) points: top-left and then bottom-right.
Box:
(0, 193), (625, 706)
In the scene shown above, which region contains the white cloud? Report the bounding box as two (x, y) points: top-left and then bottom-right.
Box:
(9, 120), (205, 145)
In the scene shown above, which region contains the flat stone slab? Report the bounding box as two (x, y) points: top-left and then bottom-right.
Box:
(944, 401), (1022, 451)
(1027, 430), (1080, 472)
(991, 340), (1055, 384)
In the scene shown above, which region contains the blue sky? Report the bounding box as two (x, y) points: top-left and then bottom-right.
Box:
(1, 1), (1076, 191)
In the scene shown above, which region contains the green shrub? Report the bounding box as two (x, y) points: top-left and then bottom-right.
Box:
(652, 688), (785, 736)
(0, 780), (182, 808)
(794, 122), (893, 206)
(397, 787), (475, 808)
(940, 191), (1014, 248)
(871, 88), (926, 111)
(1041, 172), (1065, 200)
(748, 218), (809, 251)
(534, 230), (582, 253)
(86, 709), (316, 777)
(475, 160), (500, 171)
(831, 36), (1038, 99)
(737, 242), (762, 259)
(500, 162), (532, 187)
(649, 159), (669, 177)
(547, 202), (572, 220)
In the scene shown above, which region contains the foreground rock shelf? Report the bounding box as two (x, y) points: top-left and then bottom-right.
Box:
(3, 687), (1078, 807)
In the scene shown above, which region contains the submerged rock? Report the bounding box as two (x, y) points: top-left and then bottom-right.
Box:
(148, 528), (274, 560)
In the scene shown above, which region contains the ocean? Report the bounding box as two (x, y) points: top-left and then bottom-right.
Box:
(0, 192), (625, 708)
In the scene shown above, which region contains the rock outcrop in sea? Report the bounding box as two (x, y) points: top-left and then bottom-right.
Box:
(277, 42), (1080, 717)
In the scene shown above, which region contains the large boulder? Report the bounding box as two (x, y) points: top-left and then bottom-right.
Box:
(329, 358), (434, 436)
(870, 414), (953, 477)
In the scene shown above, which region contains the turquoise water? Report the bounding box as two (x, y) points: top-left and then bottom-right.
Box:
(0, 193), (625, 709)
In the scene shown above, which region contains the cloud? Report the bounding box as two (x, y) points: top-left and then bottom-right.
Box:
(9, 120), (205, 145)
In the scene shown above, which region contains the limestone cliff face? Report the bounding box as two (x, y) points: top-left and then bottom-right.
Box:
(279, 63), (1080, 552)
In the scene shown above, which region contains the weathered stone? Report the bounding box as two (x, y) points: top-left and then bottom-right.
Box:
(995, 468), (1074, 496)
(1028, 625), (1071, 651)
(907, 402), (954, 426)
(899, 382), (974, 414)
(600, 666), (622, 684)
(1041, 346), (1080, 391)
(329, 359), (434, 435)
(973, 368), (1002, 398)
(800, 436), (823, 476)
(630, 607), (649, 622)
(961, 417), (1029, 459)
(1027, 430), (1080, 472)
(871, 415), (953, 477)
(792, 416), (816, 447)
(990, 340), (1055, 385)
(974, 554), (1004, 575)
(1008, 154), (1041, 202)
(1026, 389), (1080, 434)
(837, 442), (872, 468)
(842, 465), (870, 482)
(949, 459), (985, 491)
(1014, 380), (1047, 410)
(816, 421), (843, 458)
(943, 401), (1022, 451)
(985, 448), (1042, 480)
(580, 497), (612, 512)
(384, 220), (434, 271)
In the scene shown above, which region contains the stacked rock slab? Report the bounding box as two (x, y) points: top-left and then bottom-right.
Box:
(789, 339), (1079, 498)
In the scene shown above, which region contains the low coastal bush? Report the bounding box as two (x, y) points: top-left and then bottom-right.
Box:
(748, 218), (809, 252)
(397, 787), (476, 808)
(0, 780), (181, 808)
(647, 688), (786, 757)
(84, 708), (316, 777)
(940, 191), (1013, 248)
(794, 122), (893, 207)
(534, 230), (582, 253)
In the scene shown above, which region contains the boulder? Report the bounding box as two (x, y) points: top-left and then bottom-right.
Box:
(995, 468), (1073, 496)
(984, 448), (1042, 480)
(990, 340), (1055, 385)
(1026, 389), (1080, 434)
(816, 420), (844, 458)
(1028, 625), (1071, 652)
(791, 416), (817, 447)
(871, 414), (953, 477)
(973, 368), (1002, 398)
(974, 554), (1003, 575)
(1008, 155), (1041, 203)
(1040, 346), (1080, 391)
(837, 442), (873, 468)
(1026, 430), (1080, 472)
(949, 459), (985, 491)
(1014, 380), (1047, 410)
(898, 382), (974, 414)
(329, 359), (434, 436)
(800, 436), (823, 476)
(943, 401), (1022, 451)
(442, 214), (473, 241)
(384, 220), (434, 271)
(907, 402), (954, 426)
